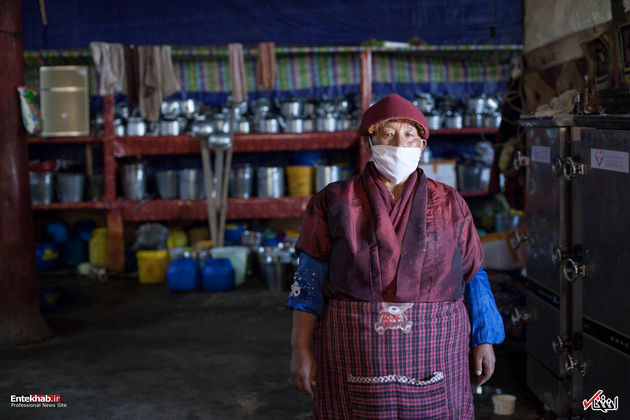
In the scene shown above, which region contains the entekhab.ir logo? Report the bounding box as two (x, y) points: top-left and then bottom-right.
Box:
(10, 394), (67, 408)
(583, 389), (619, 413)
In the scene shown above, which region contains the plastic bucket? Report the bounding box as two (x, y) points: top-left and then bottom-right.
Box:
(136, 250), (169, 283)
(286, 166), (314, 197)
(89, 228), (108, 268)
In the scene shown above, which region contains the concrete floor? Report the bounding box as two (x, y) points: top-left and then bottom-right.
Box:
(0, 274), (547, 419)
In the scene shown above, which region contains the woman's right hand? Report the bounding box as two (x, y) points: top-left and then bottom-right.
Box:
(290, 346), (317, 397)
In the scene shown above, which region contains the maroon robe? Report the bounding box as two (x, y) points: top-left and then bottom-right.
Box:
(296, 162), (484, 303)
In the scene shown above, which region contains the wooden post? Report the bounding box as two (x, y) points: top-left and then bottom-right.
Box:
(358, 50), (372, 171)
(0, 0), (52, 345)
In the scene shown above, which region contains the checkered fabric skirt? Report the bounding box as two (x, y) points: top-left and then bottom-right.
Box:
(313, 299), (474, 419)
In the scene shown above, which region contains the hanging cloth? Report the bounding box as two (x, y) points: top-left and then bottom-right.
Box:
(90, 42), (125, 96)
(256, 42), (277, 90)
(228, 43), (247, 102)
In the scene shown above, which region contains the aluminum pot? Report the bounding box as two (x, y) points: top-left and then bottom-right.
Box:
(334, 97), (351, 114)
(303, 118), (315, 132)
(229, 164), (254, 198)
(315, 165), (343, 192)
(126, 117), (146, 136)
(160, 100), (181, 120)
(160, 120), (181, 136)
(464, 113), (484, 128)
(214, 114), (231, 134)
(456, 161), (485, 191)
(235, 119), (251, 134)
(257, 116), (283, 133)
(114, 119), (126, 137)
(284, 118), (305, 133)
(465, 94), (488, 114)
(256, 167), (284, 197)
(277, 98), (304, 119)
(316, 115), (337, 132)
(258, 249), (294, 292)
(444, 113), (463, 129)
(56, 173), (85, 203)
(155, 170), (179, 199)
(251, 98), (271, 116)
(191, 120), (215, 137)
(179, 99), (199, 119)
(115, 103), (130, 119)
(303, 101), (317, 117)
(425, 114), (443, 130)
(413, 93), (435, 113)
(484, 112), (502, 128)
(179, 168), (202, 200)
(29, 172), (54, 204)
(121, 163), (147, 200)
(336, 115), (353, 131)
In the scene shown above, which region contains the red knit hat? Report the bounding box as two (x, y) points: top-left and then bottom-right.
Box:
(359, 93), (429, 140)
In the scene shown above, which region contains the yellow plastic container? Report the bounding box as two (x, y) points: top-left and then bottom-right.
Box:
(136, 250), (169, 283)
(167, 228), (188, 248)
(286, 166), (314, 196)
(89, 228), (108, 268)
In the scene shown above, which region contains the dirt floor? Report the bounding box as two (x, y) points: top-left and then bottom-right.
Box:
(0, 273), (547, 419)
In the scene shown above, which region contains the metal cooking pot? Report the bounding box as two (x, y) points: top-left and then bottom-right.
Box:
(179, 99), (199, 119)
(425, 114), (443, 131)
(29, 172), (54, 204)
(413, 93), (435, 113)
(303, 118), (315, 132)
(256, 167), (285, 197)
(484, 112), (502, 128)
(336, 115), (353, 131)
(214, 114), (231, 134)
(285, 118), (305, 133)
(126, 118), (146, 136)
(444, 113), (463, 130)
(161, 100), (182, 120)
(115, 103), (130, 119)
(235, 119), (251, 134)
(56, 173), (85, 203)
(334, 97), (351, 114)
(251, 98), (271, 116)
(121, 163), (147, 200)
(315, 165), (343, 192)
(155, 170), (179, 199)
(465, 94), (488, 115)
(160, 120), (181, 136)
(257, 116), (283, 133)
(316, 115), (337, 132)
(229, 164), (254, 198)
(114, 119), (126, 137)
(303, 101), (317, 117)
(179, 168), (202, 200)
(277, 98), (304, 119)
(191, 118), (214, 137)
(464, 113), (484, 128)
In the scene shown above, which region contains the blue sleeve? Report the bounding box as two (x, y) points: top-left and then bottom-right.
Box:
(285, 253), (328, 318)
(464, 266), (505, 347)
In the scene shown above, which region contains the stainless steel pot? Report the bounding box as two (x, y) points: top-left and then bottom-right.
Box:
(56, 173), (85, 203)
(316, 115), (337, 132)
(179, 99), (199, 119)
(334, 97), (351, 114)
(179, 168), (202, 200)
(315, 165), (343, 192)
(29, 172), (54, 204)
(413, 93), (435, 113)
(456, 161), (486, 191)
(444, 113), (463, 129)
(126, 118), (146, 136)
(336, 115), (353, 131)
(161, 100), (181, 120)
(121, 163), (147, 200)
(155, 170), (179, 199)
(115, 103), (130, 119)
(235, 119), (251, 134)
(191, 120), (215, 137)
(484, 112), (502, 128)
(257, 116), (283, 133)
(303, 118), (315, 132)
(284, 118), (305, 133)
(277, 98), (304, 119)
(159, 120), (181, 136)
(229, 164), (254, 198)
(251, 98), (271, 116)
(256, 167), (284, 197)
(258, 248), (294, 291)
(465, 94), (488, 114)
(214, 114), (231, 134)
(464, 113), (484, 128)
(114, 119), (126, 137)
(425, 114), (443, 130)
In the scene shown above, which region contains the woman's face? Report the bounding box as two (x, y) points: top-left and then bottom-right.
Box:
(370, 120), (426, 150)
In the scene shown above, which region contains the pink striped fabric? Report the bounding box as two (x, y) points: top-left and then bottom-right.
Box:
(313, 298), (474, 419)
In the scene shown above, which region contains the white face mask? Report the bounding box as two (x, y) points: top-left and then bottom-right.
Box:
(370, 140), (422, 185)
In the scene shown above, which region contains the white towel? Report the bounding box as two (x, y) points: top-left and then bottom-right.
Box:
(90, 42), (125, 96)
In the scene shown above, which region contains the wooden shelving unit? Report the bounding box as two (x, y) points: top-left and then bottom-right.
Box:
(27, 136), (103, 144)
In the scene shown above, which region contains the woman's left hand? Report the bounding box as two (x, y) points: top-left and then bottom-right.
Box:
(472, 343), (495, 385)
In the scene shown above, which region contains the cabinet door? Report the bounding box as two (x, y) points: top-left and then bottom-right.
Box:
(525, 126), (570, 296)
(573, 129), (630, 336)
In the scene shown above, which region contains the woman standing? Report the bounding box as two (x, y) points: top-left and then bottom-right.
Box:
(287, 94), (504, 419)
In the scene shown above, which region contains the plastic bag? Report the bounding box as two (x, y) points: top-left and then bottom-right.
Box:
(131, 223), (170, 251)
(17, 86), (42, 135)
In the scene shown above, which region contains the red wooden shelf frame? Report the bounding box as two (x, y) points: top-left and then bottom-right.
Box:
(27, 136), (103, 144)
(431, 127), (499, 135)
(32, 201), (109, 210)
(110, 130), (359, 157)
(117, 196), (312, 221)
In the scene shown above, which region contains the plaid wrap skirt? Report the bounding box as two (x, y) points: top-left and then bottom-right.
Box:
(313, 298), (474, 419)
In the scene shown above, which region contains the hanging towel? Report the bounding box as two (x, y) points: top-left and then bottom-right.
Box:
(228, 43), (247, 102)
(137, 45), (181, 121)
(256, 42), (277, 90)
(90, 42), (125, 96)
(124, 46), (140, 107)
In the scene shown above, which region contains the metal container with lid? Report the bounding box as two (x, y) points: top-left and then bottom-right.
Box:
(256, 167), (284, 197)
